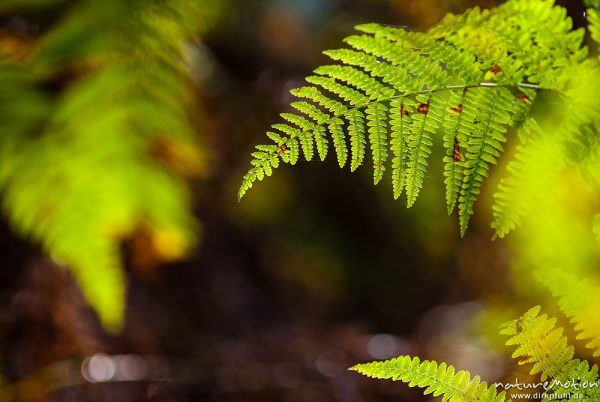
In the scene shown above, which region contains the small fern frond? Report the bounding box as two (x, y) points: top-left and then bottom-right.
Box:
(501, 306), (600, 399)
(500, 306), (573, 381)
(239, 0), (589, 235)
(351, 355), (508, 402)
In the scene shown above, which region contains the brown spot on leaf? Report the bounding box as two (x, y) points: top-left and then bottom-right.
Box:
(489, 64), (503, 75)
(417, 103), (429, 114)
(452, 138), (462, 162)
(516, 93), (531, 105)
(449, 104), (463, 114)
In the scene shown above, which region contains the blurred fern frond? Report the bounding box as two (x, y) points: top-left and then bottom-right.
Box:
(0, 0), (223, 330)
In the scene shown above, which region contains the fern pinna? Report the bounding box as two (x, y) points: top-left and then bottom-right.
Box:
(239, 0), (594, 235)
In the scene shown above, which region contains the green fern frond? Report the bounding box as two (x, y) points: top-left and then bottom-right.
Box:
(350, 355), (508, 402)
(500, 306), (573, 381)
(501, 306), (600, 400)
(239, 0), (589, 235)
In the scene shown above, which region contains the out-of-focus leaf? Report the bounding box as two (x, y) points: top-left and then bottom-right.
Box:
(0, 0), (223, 330)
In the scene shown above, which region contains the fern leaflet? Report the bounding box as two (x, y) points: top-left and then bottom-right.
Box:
(537, 272), (600, 357)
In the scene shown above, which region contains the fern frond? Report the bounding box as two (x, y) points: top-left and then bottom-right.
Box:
(501, 306), (600, 400)
(500, 306), (573, 381)
(0, 0), (212, 329)
(351, 355), (508, 402)
(240, 0), (589, 235)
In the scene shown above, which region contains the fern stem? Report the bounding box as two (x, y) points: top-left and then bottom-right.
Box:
(435, 82), (546, 92)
